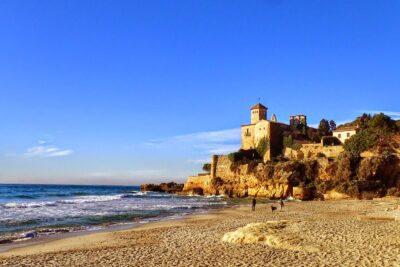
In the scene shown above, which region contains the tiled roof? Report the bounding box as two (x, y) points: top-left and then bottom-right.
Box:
(250, 103), (267, 110)
(333, 126), (358, 132)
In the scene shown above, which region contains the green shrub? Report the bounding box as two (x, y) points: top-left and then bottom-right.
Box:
(322, 136), (341, 146)
(202, 163), (211, 173)
(292, 143), (302, 150)
(343, 129), (376, 157)
(256, 137), (269, 157)
(227, 152), (240, 162)
(227, 149), (261, 163)
(283, 135), (302, 150)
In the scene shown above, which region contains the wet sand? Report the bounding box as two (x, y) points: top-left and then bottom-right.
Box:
(1, 199), (400, 266)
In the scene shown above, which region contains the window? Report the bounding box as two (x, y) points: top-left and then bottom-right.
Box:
(347, 133), (350, 137)
(338, 134), (341, 138)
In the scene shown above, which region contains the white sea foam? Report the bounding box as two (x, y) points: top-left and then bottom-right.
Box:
(0, 190), (227, 238)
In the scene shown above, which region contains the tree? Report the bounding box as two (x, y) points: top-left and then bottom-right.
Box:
(202, 163), (211, 173)
(318, 119), (331, 137)
(329, 120), (337, 131)
(343, 129), (375, 157)
(358, 113), (372, 129)
(368, 113), (396, 132)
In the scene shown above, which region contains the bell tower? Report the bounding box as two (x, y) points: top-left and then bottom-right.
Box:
(250, 103), (267, 124)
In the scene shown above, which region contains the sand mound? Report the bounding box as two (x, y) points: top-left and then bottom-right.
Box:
(221, 221), (318, 252)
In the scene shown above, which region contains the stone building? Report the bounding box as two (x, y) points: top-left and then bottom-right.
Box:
(332, 126), (358, 144)
(241, 103), (289, 160)
(290, 115), (307, 126)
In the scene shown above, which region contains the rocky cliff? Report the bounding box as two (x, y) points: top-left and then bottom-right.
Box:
(183, 118), (400, 200)
(183, 154), (400, 200)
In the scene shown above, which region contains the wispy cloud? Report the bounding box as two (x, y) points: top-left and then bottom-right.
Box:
(23, 141), (73, 158)
(87, 169), (167, 179)
(146, 128), (241, 155)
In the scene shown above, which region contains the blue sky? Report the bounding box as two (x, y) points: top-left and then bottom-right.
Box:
(0, 0), (399, 185)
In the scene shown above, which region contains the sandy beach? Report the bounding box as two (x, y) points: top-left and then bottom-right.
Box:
(1, 199), (400, 267)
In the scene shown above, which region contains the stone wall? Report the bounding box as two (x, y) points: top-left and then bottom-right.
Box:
(241, 125), (255, 150)
(213, 155), (232, 179)
(284, 144), (344, 160)
(183, 154), (292, 198)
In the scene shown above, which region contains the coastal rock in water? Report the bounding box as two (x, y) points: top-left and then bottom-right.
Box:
(0, 238), (13, 244)
(140, 182), (184, 194)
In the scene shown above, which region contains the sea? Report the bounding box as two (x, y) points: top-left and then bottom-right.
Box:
(0, 184), (228, 243)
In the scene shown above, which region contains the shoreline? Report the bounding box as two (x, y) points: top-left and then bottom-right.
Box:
(1, 199), (400, 266)
(0, 204), (233, 257)
(0, 203), (236, 256)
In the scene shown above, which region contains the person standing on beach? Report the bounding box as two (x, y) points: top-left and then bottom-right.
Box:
(252, 197), (256, 211)
(279, 198), (284, 211)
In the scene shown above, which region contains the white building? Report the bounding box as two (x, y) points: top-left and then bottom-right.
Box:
(332, 126), (358, 144)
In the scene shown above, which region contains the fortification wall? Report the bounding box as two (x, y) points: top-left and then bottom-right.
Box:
(184, 154), (292, 198)
(213, 155), (233, 179)
(284, 144), (344, 160)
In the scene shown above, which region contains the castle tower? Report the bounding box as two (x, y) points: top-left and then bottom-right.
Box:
(250, 103), (267, 124)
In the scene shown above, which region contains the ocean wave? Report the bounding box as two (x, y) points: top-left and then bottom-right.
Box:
(0, 202), (57, 209)
(71, 192), (91, 196)
(56, 195), (123, 204)
(0, 194), (125, 209)
(14, 195), (39, 199)
(45, 193), (69, 197)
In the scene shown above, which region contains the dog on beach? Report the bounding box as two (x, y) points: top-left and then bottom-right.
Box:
(271, 205), (277, 212)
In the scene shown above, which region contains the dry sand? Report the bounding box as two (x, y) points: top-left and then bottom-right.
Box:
(1, 199), (400, 266)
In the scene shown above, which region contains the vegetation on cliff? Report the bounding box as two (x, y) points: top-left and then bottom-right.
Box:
(343, 113), (399, 157)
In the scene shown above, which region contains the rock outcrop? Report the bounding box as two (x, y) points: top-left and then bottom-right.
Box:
(182, 153), (400, 200)
(221, 221), (319, 252)
(140, 182), (184, 194)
